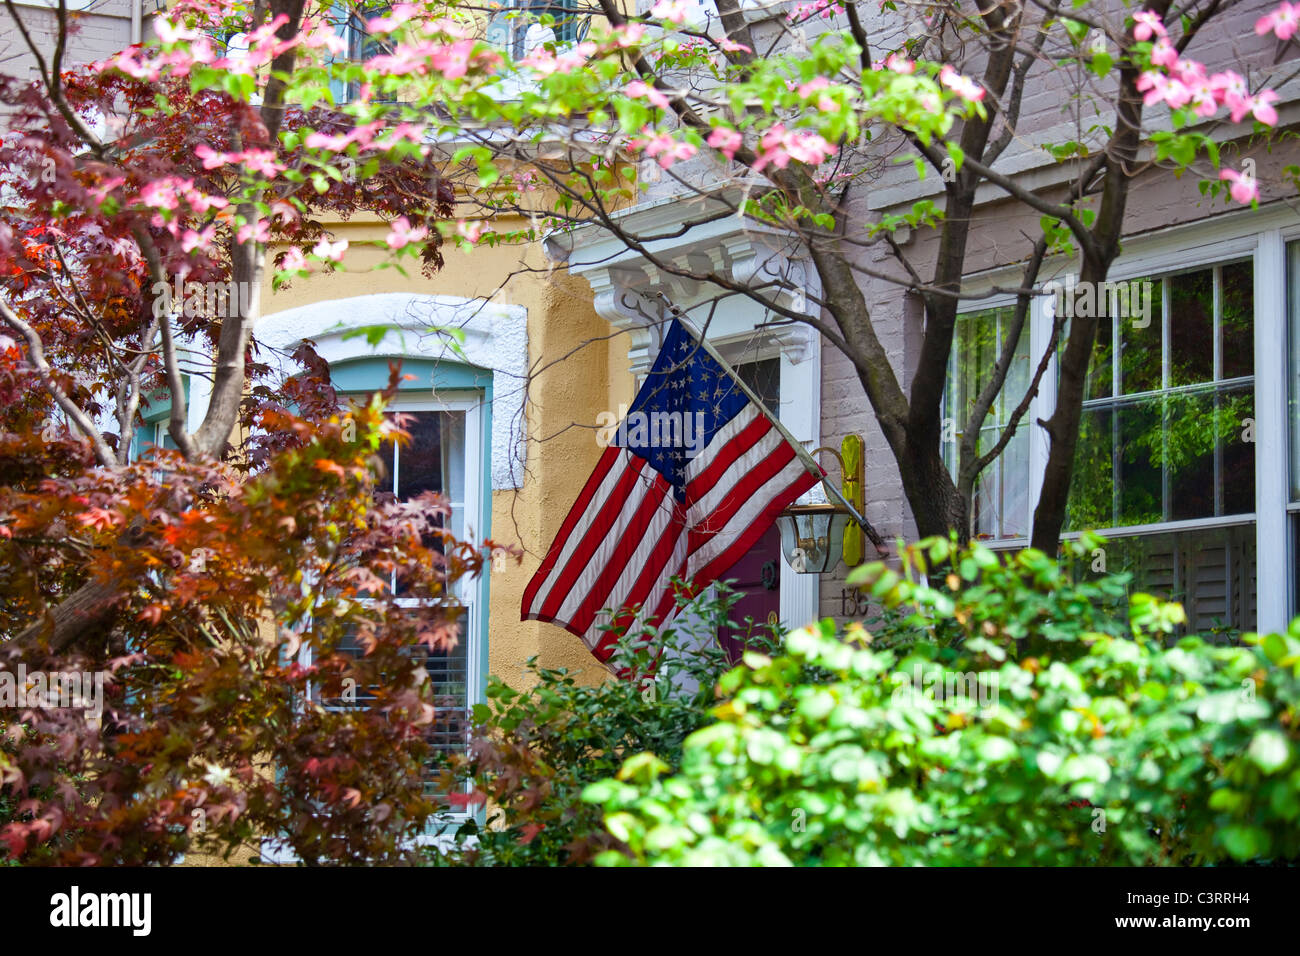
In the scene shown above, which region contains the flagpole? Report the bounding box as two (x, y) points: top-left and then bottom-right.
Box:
(643, 291), (887, 553)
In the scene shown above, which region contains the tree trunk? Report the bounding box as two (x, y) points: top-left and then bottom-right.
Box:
(5, 578), (124, 655)
(1030, 31), (1151, 550)
(900, 437), (969, 540)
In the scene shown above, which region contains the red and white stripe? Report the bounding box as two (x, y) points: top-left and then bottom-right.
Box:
(522, 406), (818, 665)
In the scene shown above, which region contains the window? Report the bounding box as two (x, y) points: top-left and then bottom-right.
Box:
(486, 1), (593, 56)
(326, 2), (395, 104)
(942, 305), (1032, 539)
(128, 377), (188, 461)
(1066, 262), (1255, 530)
(316, 397), (479, 774)
(942, 259), (1259, 630)
(1287, 241), (1300, 619)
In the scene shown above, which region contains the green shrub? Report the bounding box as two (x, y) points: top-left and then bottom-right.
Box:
(426, 584), (780, 865)
(582, 538), (1300, 866)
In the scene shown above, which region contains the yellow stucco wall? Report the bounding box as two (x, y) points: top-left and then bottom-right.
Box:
(266, 212), (630, 689)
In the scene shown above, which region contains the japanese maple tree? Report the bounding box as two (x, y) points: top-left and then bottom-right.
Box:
(0, 0), (490, 864)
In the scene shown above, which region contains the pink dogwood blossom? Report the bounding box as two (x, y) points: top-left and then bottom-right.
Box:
(1257, 2), (1300, 40)
(385, 216), (429, 250)
(884, 53), (915, 74)
(610, 23), (647, 47)
(279, 247), (308, 273)
(1133, 11), (1167, 41)
(625, 80), (672, 110)
(312, 237), (349, 261)
(707, 126), (743, 160)
(1220, 167), (1259, 204)
(456, 220), (487, 244)
(651, 0), (690, 25)
(939, 65), (985, 102)
(180, 225), (217, 253)
(1150, 38), (1179, 69)
(753, 124), (836, 171)
(643, 130), (698, 168)
(366, 3), (420, 34)
(236, 220), (271, 245)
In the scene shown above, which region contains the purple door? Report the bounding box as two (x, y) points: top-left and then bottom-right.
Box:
(717, 524), (782, 663)
(714, 357), (784, 663)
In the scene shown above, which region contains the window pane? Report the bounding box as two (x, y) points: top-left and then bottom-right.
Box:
(1221, 260), (1254, 380)
(422, 609), (470, 769)
(737, 357), (780, 411)
(954, 309), (999, 423)
(1067, 407), (1114, 530)
(1220, 386), (1255, 516)
(1116, 397), (1163, 525)
(970, 423), (1028, 539)
(440, 411), (467, 542)
(1119, 279), (1163, 394)
(945, 308), (1030, 540)
(387, 410), (468, 596)
(971, 428), (998, 538)
(1169, 268), (1214, 387)
(1085, 312), (1114, 400)
(999, 308), (1031, 424)
(398, 412), (446, 500)
(320, 618), (471, 771)
(1166, 389), (1219, 521)
(999, 423), (1030, 538)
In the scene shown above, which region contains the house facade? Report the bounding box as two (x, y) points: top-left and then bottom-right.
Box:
(557, 0), (1300, 642)
(20, 0), (1294, 774)
(2, 0), (145, 78)
(260, 3), (1300, 761)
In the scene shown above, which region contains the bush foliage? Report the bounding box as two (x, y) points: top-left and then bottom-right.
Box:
(579, 539), (1300, 866)
(429, 586), (778, 865)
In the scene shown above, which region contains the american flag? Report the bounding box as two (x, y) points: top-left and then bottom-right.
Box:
(521, 319), (821, 664)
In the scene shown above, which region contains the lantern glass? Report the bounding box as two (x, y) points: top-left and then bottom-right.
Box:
(775, 504), (852, 574)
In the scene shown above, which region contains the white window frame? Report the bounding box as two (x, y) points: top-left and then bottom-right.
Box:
(956, 203), (1296, 632)
(249, 287), (527, 864)
(942, 301), (1035, 541)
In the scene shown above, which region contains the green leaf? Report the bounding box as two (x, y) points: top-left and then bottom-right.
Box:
(1218, 825), (1271, 861)
(1247, 730), (1291, 774)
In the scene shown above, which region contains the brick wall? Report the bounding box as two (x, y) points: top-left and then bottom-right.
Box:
(813, 1), (1300, 619)
(2, 1), (137, 78)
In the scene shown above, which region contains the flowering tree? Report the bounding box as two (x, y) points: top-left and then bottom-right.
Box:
(34, 0), (1281, 552)
(0, 0), (1290, 861)
(206, 0), (1280, 549)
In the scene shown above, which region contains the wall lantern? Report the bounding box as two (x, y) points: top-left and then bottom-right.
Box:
(776, 435), (869, 574)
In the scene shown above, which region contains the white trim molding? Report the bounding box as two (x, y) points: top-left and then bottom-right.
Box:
(963, 200), (1300, 629)
(252, 293), (527, 490)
